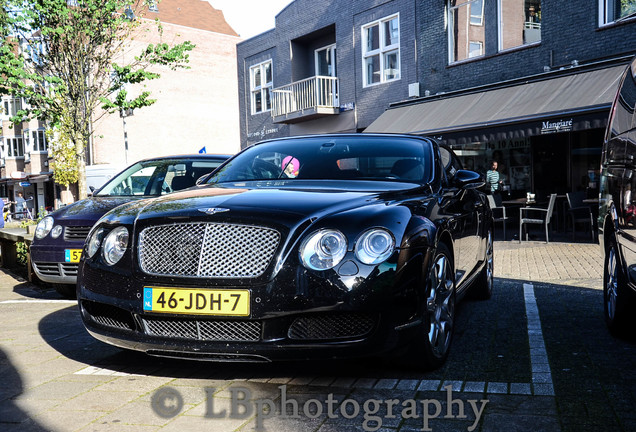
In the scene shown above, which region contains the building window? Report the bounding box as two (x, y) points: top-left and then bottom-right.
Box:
(2, 98), (22, 118)
(499, 0), (541, 51)
(250, 61), (272, 115)
(6, 137), (24, 157)
(469, 41), (483, 58)
(601, 0), (636, 25)
(362, 14), (400, 87)
(449, 1), (486, 63)
(315, 44), (337, 77)
(148, 0), (158, 12)
(470, 0), (485, 25)
(31, 130), (47, 152)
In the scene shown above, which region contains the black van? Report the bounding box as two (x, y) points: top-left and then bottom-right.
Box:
(599, 56), (636, 335)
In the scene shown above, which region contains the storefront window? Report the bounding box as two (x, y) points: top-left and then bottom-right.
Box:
(499, 0), (541, 51)
(449, 0), (486, 63)
(452, 139), (532, 196)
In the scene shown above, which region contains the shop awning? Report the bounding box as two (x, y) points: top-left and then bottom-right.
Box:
(365, 64), (627, 142)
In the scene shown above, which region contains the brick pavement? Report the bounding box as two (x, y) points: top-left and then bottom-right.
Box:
(494, 240), (603, 290)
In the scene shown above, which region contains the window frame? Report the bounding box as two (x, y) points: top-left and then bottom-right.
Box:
(599, 0), (636, 26)
(315, 44), (337, 77)
(470, 0), (485, 25)
(469, 41), (483, 58)
(2, 97), (23, 118)
(497, 0), (542, 52)
(249, 60), (273, 115)
(448, 0), (487, 64)
(6, 137), (25, 158)
(29, 129), (48, 152)
(361, 13), (401, 88)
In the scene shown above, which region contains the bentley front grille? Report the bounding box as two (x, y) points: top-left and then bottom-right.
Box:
(138, 222), (280, 278)
(288, 314), (375, 340)
(141, 317), (261, 342)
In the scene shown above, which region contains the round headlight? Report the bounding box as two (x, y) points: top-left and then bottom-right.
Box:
(51, 225), (63, 239)
(102, 226), (129, 265)
(355, 229), (395, 265)
(299, 229), (347, 271)
(35, 216), (54, 239)
(87, 227), (105, 259)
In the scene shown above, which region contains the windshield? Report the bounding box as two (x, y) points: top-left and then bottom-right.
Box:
(206, 136), (433, 184)
(96, 158), (225, 196)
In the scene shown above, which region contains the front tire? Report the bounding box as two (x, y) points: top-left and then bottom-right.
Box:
(410, 242), (456, 370)
(604, 238), (634, 336)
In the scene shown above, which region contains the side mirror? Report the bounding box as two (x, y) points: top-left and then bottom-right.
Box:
(454, 169), (485, 189)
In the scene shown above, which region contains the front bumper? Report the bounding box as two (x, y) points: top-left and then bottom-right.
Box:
(77, 247), (428, 361)
(30, 244), (82, 284)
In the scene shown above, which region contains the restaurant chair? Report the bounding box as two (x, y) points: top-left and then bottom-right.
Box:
(519, 193), (557, 243)
(487, 194), (509, 240)
(566, 191), (594, 241)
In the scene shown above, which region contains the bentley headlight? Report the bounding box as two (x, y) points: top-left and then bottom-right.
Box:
(355, 229), (395, 265)
(87, 227), (105, 259)
(102, 226), (129, 265)
(35, 216), (54, 239)
(300, 229), (347, 270)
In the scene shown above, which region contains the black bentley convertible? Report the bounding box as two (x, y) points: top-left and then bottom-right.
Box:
(77, 133), (493, 369)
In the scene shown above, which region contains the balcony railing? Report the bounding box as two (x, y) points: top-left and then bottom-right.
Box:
(271, 76), (339, 123)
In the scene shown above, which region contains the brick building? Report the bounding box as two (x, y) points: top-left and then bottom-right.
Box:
(238, 0), (635, 199)
(367, 0), (635, 199)
(236, 0), (417, 148)
(1, 0), (241, 211)
(92, 0), (241, 167)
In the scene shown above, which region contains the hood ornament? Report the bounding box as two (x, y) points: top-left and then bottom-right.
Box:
(198, 207), (230, 215)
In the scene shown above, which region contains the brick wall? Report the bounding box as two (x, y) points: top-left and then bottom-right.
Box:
(92, 20), (242, 166)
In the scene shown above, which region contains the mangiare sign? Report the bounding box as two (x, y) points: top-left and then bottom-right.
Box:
(541, 119), (573, 134)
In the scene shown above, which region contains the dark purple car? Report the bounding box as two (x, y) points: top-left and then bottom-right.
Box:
(30, 154), (229, 297)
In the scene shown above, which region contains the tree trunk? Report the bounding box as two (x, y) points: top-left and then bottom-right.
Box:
(60, 185), (74, 205)
(77, 153), (87, 200)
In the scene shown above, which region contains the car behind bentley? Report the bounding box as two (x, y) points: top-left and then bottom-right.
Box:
(30, 154), (228, 297)
(77, 134), (493, 369)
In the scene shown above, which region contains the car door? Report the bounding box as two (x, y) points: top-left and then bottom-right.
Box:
(438, 146), (482, 288)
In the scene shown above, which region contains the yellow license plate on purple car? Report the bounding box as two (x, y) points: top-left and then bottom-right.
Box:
(143, 287), (250, 316)
(64, 249), (82, 263)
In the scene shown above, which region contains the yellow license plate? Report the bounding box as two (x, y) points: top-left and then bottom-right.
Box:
(143, 287), (250, 316)
(64, 249), (82, 263)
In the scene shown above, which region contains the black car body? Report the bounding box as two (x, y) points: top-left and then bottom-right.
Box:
(77, 134), (493, 368)
(598, 57), (636, 335)
(30, 154), (229, 296)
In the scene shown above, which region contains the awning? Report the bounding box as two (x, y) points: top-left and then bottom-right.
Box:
(365, 64), (627, 143)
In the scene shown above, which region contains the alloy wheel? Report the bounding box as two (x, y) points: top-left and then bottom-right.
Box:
(426, 253), (455, 358)
(606, 245), (618, 321)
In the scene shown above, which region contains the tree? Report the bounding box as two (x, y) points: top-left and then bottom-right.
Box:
(0, 0), (194, 200)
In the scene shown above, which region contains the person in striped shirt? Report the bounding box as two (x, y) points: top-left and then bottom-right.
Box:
(486, 161), (502, 194)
